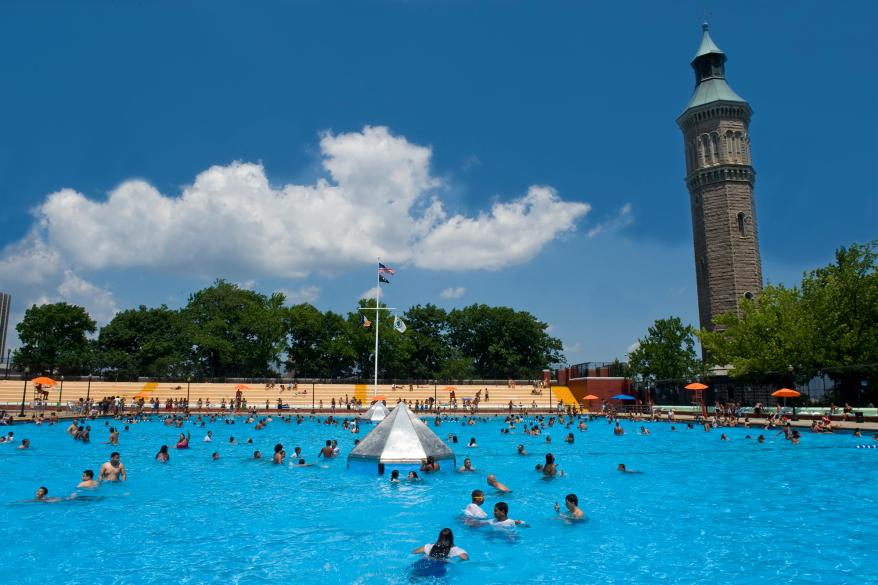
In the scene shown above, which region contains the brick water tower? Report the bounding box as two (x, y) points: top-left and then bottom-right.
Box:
(677, 24), (763, 332)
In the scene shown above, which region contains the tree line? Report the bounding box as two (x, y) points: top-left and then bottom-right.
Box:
(13, 280), (565, 380)
(626, 241), (877, 404)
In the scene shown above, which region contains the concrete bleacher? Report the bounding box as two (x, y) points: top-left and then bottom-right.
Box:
(0, 379), (561, 413)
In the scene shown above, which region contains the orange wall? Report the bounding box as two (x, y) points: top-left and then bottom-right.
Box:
(566, 377), (630, 403)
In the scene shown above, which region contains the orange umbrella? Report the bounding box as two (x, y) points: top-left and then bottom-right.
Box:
(772, 388), (800, 398)
(31, 376), (56, 386)
(371, 395), (387, 403)
(582, 394), (599, 400)
(685, 382), (708, 391)
(444, 386), (457, 391)
(234, 384), (250, 391)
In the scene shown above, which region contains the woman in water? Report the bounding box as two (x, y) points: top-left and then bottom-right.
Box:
(411, 528), (468, 561)
(155, 445), (170, 463)
(176, 432), (190, 449)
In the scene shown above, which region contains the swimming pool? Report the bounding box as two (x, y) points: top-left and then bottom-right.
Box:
(2, 415), (876, 584)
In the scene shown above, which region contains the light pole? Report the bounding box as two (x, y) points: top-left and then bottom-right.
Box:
(186, 377), (191, 408)
(19, 367), (30, 417)
(4, 349), (10, 379)
(58, 375), (65, 407)
(433, 380), (437, 414)
(86, 374), (92, 402)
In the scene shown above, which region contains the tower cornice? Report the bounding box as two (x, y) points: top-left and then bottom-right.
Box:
(686, 164), (756, 191)
(677, 100), (752, 129)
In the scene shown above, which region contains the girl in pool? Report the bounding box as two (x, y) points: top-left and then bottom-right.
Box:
(155, 445), (170, 462)
(412, 528), (468, 561)
(467, 437), (478, 447)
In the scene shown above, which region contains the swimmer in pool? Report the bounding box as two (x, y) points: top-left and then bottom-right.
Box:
(318, 440), (334, 458)
(155, 445), (170, 462)
(77, 469), (99, 489)
(517, 444), (527, 455)
(491, 502), (525, 526)
(34, 486), (62, 503)
(487, 474), (511, 493)
(390, 469), (400, 483)
(554, 493), (585, 520)
(99, 452), (127, 482)
(407, 471), (420, 481)
(18, 438), (30, 449)
(411, 527), (468, 561)
(176, 432), (190, 449)
(273, 443), (285, 464)
(253, 450), (262, 460)
(617, 463), (641, 474)
(464, 490), (487, 519)
(458, 457), (476, 472)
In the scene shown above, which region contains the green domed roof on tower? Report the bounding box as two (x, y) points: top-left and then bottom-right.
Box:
(682, 23), (747, 113)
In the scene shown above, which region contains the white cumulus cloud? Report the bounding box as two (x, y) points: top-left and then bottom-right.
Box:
(440, 287), (466, 299)
(0, 125), (590, 336)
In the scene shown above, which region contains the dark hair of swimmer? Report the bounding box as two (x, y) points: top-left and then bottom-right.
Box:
(110, 452), (120, 458)
(274, 443), (283, 453)
(298, 458), (305, 464)
(158, 445), (169, 454)
(566, 493), (578, 506)
(391, 470), (399, 479)
(429, 528), (455, 559)
(472, 489), (484, 499)
(494, 502), (509, 515)
(83, 470), (94, 479)
(545, 453), (555, 464)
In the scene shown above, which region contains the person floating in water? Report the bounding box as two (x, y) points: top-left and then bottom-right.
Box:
(411, 528), (468, 561)
(99, 452), (126, 482)
(617, 463), (641, 474)
(554, 493), (585, 521)
(390, 469), (400, 483)
(33, 486), (62, 503)
(487, 474), (511, 493)
(420, 456), (440, 472)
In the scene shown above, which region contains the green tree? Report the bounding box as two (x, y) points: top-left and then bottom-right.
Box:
(699, 286), (816, 384)
(347, 298), (410, 380)
(402, 304), (450, 379)
(701, 240), (877, 401)
(14, 302), (97, 374)
(446, 304), (564, 379)
(286, 304), (356, 378)
(98, 305), (190, 378)
(628, 316), (701, 386)
(181, 280), (287, 377)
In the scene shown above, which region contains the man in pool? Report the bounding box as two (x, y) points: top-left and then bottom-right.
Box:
(99, 452), (127, 482)
(458, 457), (476, 472)
(318, 440), (334, 458)
(464, 490), (487, 519)
(487, 474), (511, 493)
(617, 463), (641, 474)
(34, 486), (62, 503)
(554, 493), (585, 520)
(491, 501), (525, 526)
(77, 469), (99, 489)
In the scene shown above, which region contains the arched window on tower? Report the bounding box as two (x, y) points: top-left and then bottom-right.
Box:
(734, 132), (744, 162)
(710, 133), (720, 163)
(701, 134), (712, 165)
(737, 212), (746, 236)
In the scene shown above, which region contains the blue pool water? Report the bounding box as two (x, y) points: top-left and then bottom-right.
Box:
(1, 415), (876, 584)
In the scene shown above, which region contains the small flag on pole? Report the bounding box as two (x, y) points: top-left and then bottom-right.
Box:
(393, 315), (407, 333)
(378, 262), (395, 275)
(360, 314), (372, 328)
(379, 274), (391, 284)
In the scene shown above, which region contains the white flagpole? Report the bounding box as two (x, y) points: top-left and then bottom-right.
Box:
(373, 258), (380, 395)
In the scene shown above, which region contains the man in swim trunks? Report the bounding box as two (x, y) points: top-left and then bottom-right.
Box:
(77, 469), (99, 489)
(99, 452), (127, 482)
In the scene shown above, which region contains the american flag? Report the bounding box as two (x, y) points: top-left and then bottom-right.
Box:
(378, 262), (395, 275)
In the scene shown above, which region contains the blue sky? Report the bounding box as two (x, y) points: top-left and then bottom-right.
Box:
(0, 1), (875, 364)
